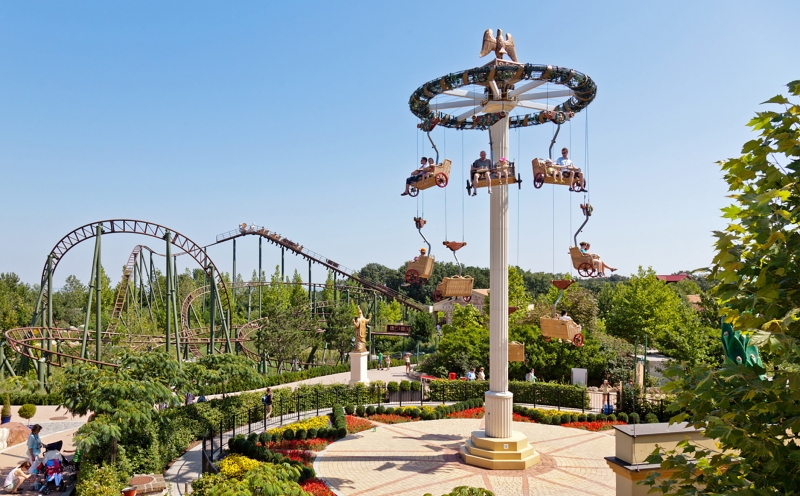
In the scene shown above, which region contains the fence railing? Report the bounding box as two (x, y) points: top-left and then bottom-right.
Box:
(199, 380), (641, 472)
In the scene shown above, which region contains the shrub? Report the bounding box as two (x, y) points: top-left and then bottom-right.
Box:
(587, 413), (597, 422)
(385, 407), (395, 415)
(387, 382), (400, 392)
(17, 404), (36, 422)
(629, 412), (640, 424)
(617, 412), (628, 423)
(282, 429), (295, 441)
(577, 413), (587, 422)
(75, 464), (127, 496)
(366, 405), (375, 416)
(409, 408), (420, 419)
(570, 413), (579, 422)
(376, 405), (385, 414)
(410, 381), (421, 391)
(345, 404), (355, 415)
(645, 413), (659, 424)
(597, 413), (607, 421)
(608, 414), (617, 422)
(1, 394), (9, 418)
(337, 426), (347, 438)
(400, 380), (411, 391)
(307, 428), (318, 439)
(316, 427), (327, 439)
(247, 432), (259, 444)
(295, 429), (307, 440)
(356, 405), (366, 417)
(258, 431), (272, 444)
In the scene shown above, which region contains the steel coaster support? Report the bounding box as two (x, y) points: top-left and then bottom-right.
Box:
(209, 263), (217, 354)
(165, 231), (173, 355)
(172, 255), (182, 363)
(232, 238), (237, 302)
(80, 227), (101, 359)
(258, 237), (262, 318)
(91, 223), (103, 362)
(281, 246), (285, 280)
(46, 254), (54, 382)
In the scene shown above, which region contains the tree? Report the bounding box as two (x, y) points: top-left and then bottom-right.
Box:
(645, 81), (800, 494)
(0, 273), (35, 330)
(323, 301), (357, 363)
(420, 305), (489, 377)
(409, 310), (433, 344)
(257, 302), (315, 373)
(604, 267), (719, 364)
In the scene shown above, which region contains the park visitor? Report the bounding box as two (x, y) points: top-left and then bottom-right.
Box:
(4, 461), (31, 493)
(470, 151), (493, 196)
(377, 352), (383, 370)
(262, 388), (273, 419)
(477, 367), (485, 381)
(525, 368), (536, 383)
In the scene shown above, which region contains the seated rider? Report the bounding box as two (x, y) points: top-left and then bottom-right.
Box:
(470, 151), (493, 196)
(557, 147), (584, 188)
(579, 241), (617, 276)
(545, 158), (562, 183)
(495, 157), (511, 184)
(401, 157), (430, 196)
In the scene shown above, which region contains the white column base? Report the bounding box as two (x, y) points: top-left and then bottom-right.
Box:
(485, 390), (514, 438)
(349, 351), (370, 385)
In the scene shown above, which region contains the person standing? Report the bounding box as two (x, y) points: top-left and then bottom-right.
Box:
(262, 388), (273, 419)
(385, 354), (392, 371)
(466, 368), (477, 381)
(404, 353), (412, 374)
(477, 367), (486, 381)
(377, 351), (383, 370)
(602, 379), (611, 408)
(525, 368), (537, 383)
(27, 424), (43, 473)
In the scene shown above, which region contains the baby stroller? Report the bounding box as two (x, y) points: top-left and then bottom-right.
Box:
(31, 442), (69, 494)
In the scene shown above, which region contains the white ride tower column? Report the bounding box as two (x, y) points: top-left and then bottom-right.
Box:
(460, 116), (540, 470)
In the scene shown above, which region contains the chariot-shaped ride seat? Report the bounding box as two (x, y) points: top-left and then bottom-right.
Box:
(539, 317), (584, 346)
(531, 158), (586, 191)
(433, 275), (475, 302)
(468, 160), (521, 192)
(569, 247), (600, 278)
(405, 255), (434, 284)
(405, 159), (452, 197)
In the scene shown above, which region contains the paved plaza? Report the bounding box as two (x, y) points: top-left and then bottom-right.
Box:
(315, 418), (616, 496)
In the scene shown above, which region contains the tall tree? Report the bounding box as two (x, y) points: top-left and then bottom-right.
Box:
(646, 81), (800, 494)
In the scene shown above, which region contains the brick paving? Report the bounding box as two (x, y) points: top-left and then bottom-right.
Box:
(314, 419), (616, 496)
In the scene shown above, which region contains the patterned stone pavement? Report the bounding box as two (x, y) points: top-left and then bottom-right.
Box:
(315, 418), (616, 496)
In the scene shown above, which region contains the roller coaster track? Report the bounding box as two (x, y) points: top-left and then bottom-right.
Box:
(33, 220), (231, 327)
(212, 226), (429, 313)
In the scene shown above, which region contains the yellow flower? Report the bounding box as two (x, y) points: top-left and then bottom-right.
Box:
(219, 454), (261, 479)
(267, 415), (330, 438)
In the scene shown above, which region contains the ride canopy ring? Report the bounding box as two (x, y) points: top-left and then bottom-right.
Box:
(409, 63), (597, 131)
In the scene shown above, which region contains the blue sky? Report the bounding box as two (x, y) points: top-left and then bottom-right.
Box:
(1, 1), (797, 289)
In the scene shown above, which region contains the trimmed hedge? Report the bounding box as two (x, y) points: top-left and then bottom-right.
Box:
(428, 379), (589, 409)
(227, 434), (315, 482)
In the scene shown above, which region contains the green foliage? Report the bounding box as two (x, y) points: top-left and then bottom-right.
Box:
(644, 82), (800, 495)
(1, 393), (10, 417)
(420, 305), (489, 377)
(410, 310), (434, 344)
(355, 405), (365, 417)
(193, 462), (310, 496)
(399, 380), (411, 391)
(423, 486), (495, 496)
(0, 273), (36, 331)
(344, 404), (354, 415)
(427, 379), (588, 409)
(75, 463), (127, 496)
(603, 267), (721, 364)
(17, 403), (35, 421)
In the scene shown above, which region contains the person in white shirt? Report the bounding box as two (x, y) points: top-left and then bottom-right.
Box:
(477, 367), (486, 381)
(525, 368), (536, 383)
(4, 461), (31, 493)
(559, 310), (573, 321)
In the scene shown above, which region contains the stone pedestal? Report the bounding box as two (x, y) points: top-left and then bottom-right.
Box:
(349, 350), (369, 385)
(460, 430), (540, 470)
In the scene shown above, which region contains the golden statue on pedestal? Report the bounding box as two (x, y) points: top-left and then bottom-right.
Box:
(352, 307), (370, 353)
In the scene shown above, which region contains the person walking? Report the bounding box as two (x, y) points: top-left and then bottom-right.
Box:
(377, 352), (383, 370)
(385, 354), (392, 371)
(262, 388), (273, 419)
(404, 353), (412, 374)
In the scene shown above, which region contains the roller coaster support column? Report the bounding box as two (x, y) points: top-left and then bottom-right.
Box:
(232, 239), (237, 301)
(308, 260), (312, 301)
(165, 231), (173, 355)
(209, 263), (216, 354)
(172, 255), (182, 362)
(79, 225), (101, 359)
(486, 116), (512, 439)
(46, 254), (53, 380)
(281, 246), (285, 279)
(94, 224), (103, 362)
(258, 237), (262, 318)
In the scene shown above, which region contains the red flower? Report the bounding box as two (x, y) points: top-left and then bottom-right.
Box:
(266, 438), (331, 452)
(447, 407), (485, 419)
(301, 478), (335, 496)
(560, 420), (627, 432)
(346, 415), (375, 433)
(368, 413), (416, 424)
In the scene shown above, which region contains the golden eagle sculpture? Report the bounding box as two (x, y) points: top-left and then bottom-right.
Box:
(479, 28), (517, 62)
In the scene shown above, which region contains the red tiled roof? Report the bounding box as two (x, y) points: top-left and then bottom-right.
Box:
(657, 274), (691, 282)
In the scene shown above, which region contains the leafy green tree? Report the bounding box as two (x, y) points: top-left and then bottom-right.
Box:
(323, 300), (357, 364)
(256, 302), (315, 373)
(421, 305), (489, 377)
(188, 353), (259, 397)
(645, 81), (800, 495)
(410, 310), (433, 344)
(0, 273), (35, 330)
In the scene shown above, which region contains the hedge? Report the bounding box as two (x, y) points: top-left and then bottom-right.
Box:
(427, 380), (590, 409)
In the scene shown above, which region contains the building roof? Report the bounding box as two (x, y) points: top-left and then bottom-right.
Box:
(656, 274), (691, 283)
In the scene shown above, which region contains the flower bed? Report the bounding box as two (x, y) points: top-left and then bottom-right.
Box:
(266, 415), (330, 438)
(561, 420), (626, 432)
(301, 477), (335, 496)
(275, 449), (314, 466)
(512, 412), (535, 423)
(368, 413), (417, 424)
(346, 415), (374, 433)
(266, 438), (331, 452)
(446, 407), (484, 419)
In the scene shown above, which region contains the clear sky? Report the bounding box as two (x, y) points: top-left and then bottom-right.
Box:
(1, 1), (797, 289)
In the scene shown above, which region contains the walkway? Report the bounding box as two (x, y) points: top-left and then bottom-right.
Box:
(315, 418), (616, 496)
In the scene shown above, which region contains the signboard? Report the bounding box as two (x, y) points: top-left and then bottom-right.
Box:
(571, 368), (588, 386)
(386, 324), (411, 334)
(508, 341), (525, 362)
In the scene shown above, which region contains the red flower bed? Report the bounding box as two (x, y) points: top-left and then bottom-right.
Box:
(447, 407), (485, 419)
(368, 413), (416, 424)
(301, 478), (335, 496)
(266, 438), (331, 451)
(272, 449), (314, 466)
(512, 412), (535, 423)
(346, 415), (374, 433)
(561, 420), (627, 432)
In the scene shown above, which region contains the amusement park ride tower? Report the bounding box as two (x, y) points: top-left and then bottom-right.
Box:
(408, 29), (596, 469)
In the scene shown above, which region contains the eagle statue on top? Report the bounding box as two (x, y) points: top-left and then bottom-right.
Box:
(479, 28), (518, 62)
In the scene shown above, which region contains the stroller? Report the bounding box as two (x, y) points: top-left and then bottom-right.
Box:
(31, 441), (71, 494)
